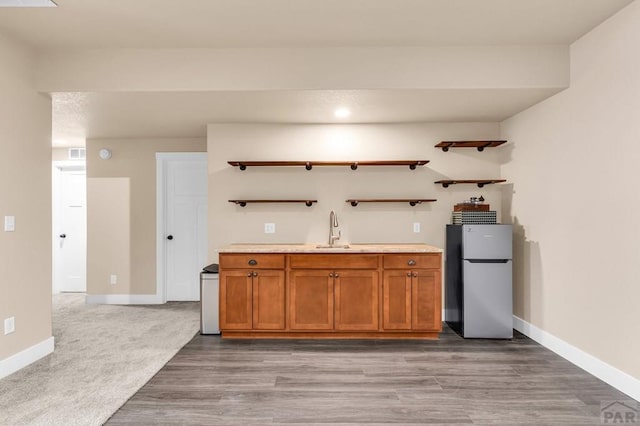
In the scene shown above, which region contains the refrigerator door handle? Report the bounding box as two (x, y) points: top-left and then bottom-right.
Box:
(465, 259), (510, 263)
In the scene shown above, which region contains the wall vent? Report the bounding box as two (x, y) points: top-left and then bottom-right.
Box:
(68, 148), (86, 160)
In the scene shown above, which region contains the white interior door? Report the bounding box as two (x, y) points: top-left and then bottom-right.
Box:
(162, 154), (208, 301)
(53, 164), (87, 293)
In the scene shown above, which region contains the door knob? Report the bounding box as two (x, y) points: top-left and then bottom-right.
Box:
(167, 235), (174, 240)
(59, 234), (66, 239)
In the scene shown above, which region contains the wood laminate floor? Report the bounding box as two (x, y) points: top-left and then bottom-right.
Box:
(107, 325), (634, 425)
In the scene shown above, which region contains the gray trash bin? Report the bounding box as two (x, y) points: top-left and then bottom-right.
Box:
(200, 268), (220, 335)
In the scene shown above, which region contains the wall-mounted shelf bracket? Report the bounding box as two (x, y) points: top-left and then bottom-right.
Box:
(229, 199), (317, 207)
(435, 179), (506, 188)
(228, 160), (429, 170)
(346, 198), (437, 207)
(435, 140), (507, 152)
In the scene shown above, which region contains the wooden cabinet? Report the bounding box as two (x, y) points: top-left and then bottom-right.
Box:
(220, 253), (285, 270)
(219, 254), (285, 331)
(289, 255), (379, 332)
(382, 271), (412, 330)
(335, 270), (379, 331)
(411, 270), (441, 331)
(220, 251), (441, 339)
(252, 270), (285, 330)
(382, 254), (442, 332)
(290, 269), (379, 331)
(219, 270), (253, 330)
(289, 270), (334, 330)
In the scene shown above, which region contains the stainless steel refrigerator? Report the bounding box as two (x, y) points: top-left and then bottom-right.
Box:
(445, 224), (513, 338)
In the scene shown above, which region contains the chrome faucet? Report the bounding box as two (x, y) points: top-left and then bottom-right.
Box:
(328, 210), (341, 246)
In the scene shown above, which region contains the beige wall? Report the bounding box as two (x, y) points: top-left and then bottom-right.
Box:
(207, 123), (504, 261)
(0, 33), (52, 360)
(51, 147), (68, 162)
(86, 138), (205, 295)
(501, 1), (640, 379)
(87, 178), (131, 293)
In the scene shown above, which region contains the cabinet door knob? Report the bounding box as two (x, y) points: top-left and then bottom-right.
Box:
(329, 272), (334, 278)
(247, 272), (252, 277)
(407, 259), (416, 266)
(248, 259), (257, 266)
(413, 272), (418, 277)
(335, 273), (339, 278)
(407, 272), (411, 277)
(253, 272), (258, 277)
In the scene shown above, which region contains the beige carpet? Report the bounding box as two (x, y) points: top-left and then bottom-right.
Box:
(0, 293), (200, 426)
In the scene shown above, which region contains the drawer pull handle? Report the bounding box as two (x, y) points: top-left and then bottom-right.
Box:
(248, 259), (257, 266)
(407, 259), (417, 266)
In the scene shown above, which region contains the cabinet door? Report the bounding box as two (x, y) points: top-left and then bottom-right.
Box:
(412, 270), (442, 331)
(382, 270), (412, 330)
(289, 270), (334, 330)
(252, 270), (285, 330)
(219, 270), (252, 330)
(335, 270), (379, 331)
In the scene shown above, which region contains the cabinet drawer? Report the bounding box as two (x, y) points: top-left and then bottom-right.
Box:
(290, 254), (378, 269)
(220, 254), (285, 269)
(383, 254), (441, 270)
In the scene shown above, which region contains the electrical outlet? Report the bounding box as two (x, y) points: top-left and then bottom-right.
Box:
(4, 317), (15, 335)
(264, 223), (276, 234)
(413, 222), (421, 233)
(4, 216), (15, 232)
(110, 274), (117, 285)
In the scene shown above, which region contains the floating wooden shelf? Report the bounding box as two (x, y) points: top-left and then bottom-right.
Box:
(346, 199), (437, 207)
(435, 140), (507, 152)
(228, 160), (429, 171)
(435, 179), (506, 188)
(229, 199), (317, 207)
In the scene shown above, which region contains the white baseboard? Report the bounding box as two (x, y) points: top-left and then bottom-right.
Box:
(85, 294), (163, 305)
(513, 316), (640, 402)
(0, 336), (55, 380)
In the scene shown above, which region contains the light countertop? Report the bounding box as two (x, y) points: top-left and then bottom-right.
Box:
(219, 243), (442, 253)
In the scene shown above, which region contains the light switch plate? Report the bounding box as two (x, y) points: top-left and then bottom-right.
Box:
(110, 274), (117, 285)
(4, 216), (15, 232)
(413, 222), (421, 233)
(264, 223), (276, 234)
(4, 317), (15, 335)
